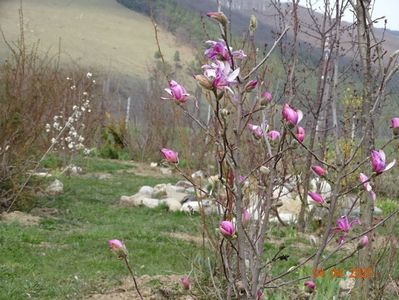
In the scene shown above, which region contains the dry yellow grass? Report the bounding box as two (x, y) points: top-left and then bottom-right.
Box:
(0, 0), (193, 77)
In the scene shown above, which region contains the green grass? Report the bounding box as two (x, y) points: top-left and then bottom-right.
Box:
(0, 158), (200, 299)
(1, 157), (398, 299)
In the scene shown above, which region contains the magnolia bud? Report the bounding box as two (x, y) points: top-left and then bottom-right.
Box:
(206, 11), (228, 28)
(357, 235), (369, 249)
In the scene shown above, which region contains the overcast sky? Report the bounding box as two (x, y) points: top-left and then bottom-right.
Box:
(289, 0), (399, 31)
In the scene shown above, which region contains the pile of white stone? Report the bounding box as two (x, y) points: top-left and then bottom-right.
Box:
(119, 181), (216, 213)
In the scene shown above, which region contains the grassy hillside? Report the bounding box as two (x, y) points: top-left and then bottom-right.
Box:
(0, 0), (193, 77)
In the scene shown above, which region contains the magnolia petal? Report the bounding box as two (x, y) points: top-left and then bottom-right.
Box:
(369, 190), (376, 202)
(164, 88), (172, 96)
(383, 159), (396, 172)
(227, 67), (240, 82)
(379, 150), (386, 163)
(297, 110), (304, 125)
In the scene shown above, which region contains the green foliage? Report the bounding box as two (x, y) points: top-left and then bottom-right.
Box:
(40, 153), (64, 170)
(117, 0), (218, 47)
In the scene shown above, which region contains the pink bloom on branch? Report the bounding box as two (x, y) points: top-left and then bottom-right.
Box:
(203, 61), (240, 91)
(358, 235), (369, 249)
(160, 148), (179, 164)
(108, 239), (123, 250)
(308, 192), (324, 205)
(311, 165), (325, 177)
(180, 276), (191, 290)
(205, 40), (246, 61)
(390, 117), (399, 129)
(163, 80), (189, 103)
(108, 239), (128, 257)
(304, 280), (315, 293)
(244, 79), (257, 92)
(267, 130), (281, 141)
(282, 103), (303, 126)
(336, 215), (360, 233)
(296, 126), (305, 143)
(370, 149), (396, 174)
(248, 124), (264, 139)
(220, 220), (235, 238)
(242, 208), (250, 227)
(262, 91), (272, 102)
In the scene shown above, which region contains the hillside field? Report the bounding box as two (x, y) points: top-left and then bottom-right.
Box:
(0, 0), (193, 77)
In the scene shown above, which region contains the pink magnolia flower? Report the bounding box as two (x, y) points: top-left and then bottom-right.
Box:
(282, 103), (303, 126)
(311, 165), (325, 177)
(391, 117), (399, 136)
(220, 220), (235, 238)
(336, 215), (360, 233)
(180, 276), (191, 290)
(205, 39), (229, 61)
(358, 235), (369, 249)
(370, 149), (396, 174)
(163, 80), (189, 103)
(242, 208), (250, 227)
(267, 130), (281, 141)
(296, 126), (305, 143)
(248, 124), (264, 139)
(205, 39), (246, 61)
(108, 239), (128, 257)
(308, 192), (324, 205)
(262, 91), (272, 102)
(160, 148), (179, 164)
(244, 79), (257, 92)
(304, 280), (315, 293)
(203, 61), (240, 91)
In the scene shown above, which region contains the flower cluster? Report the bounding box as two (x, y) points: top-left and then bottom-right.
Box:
(46, 93), (91, 153)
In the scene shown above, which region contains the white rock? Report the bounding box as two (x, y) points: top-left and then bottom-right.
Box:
(138, 186), (154, 195)
(150, 162), (158, 168)
(181, 201), (200, 213)
(142, 198), (160, 208)
(46, 179), (63, 196)
(161, 198), (182, 212)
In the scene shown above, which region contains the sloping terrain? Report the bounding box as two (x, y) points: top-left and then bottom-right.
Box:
(0, 0), (193, 77)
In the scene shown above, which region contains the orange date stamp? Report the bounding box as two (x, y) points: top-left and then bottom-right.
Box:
(312, 267), (373, 278)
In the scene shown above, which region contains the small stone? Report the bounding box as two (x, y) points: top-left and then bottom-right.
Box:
(160, 167), (172, 175)
(46, 179), (63, 196)
(97, 173), (112, 180)
(150, 162), (158, 168)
